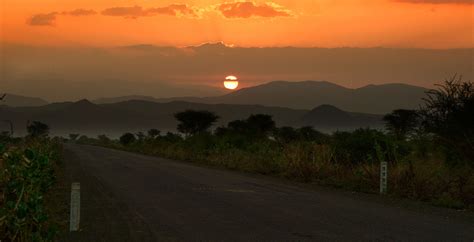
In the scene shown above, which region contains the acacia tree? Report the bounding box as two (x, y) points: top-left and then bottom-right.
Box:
(383, 109), (419, 140)
(174, 110), (219, 137)
(246, 114), (276, 138)
(420, 75), (474, 165)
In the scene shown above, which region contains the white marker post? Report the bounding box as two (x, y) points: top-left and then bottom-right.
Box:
(70, 182), (81, 231)
(380, 162), (388, 194)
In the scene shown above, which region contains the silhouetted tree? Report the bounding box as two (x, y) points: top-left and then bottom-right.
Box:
(98, 134), (111, 143)
(383, 109), (419, 140)
(174, 110), (219, 136)
(298, 126), (327, 143)
(120, 133), (136, 146)
(420, 75), (474, 165)
(136, 132), (146, 142)
(274, 126), (299, 144)
(163, 132), (183, 142)
(246, 114), (276, 138)
(27, 121), (49, 137)
(227, 120), (248, 133)
(69, 134), (80, 142)
(77, 135), (90, 143)
(148, 129), (161, 138)
(2, 120), (13, 136)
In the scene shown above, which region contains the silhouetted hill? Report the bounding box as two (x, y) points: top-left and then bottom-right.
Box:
(0, 94), (48, 107)
(94, 95), (162, 104)
(199, 81), (427, 114)
(99, 81), (427, 114)
(0, 99), (383, 137)
(298, 105), (383, 130)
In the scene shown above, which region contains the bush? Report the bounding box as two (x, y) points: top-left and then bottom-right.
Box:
(420, 76), (474, 166)
(120, 133), (136, 146)
(27, 121), (50, 138)
(0, 138), (62, 241)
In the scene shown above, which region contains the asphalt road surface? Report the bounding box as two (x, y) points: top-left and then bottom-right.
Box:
(62, 144), (474, 241)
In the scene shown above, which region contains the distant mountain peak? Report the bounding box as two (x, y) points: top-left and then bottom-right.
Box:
(311, 104), (344, 113)
(69, 99), (100, 109)
(257, 80), (348, 89)
(75, 99), (94, 104)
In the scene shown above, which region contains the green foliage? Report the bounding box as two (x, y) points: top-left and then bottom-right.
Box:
(331, 129), (397, 164)
(0, 138), (62, 241)
(174, 110), (219, 136)
(27, 121), (50, 138)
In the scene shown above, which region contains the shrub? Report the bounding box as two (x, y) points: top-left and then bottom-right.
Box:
(0, 138), (61, 241)
(120, 133), (136, 146)
(420, 75), (474, 166)
(27, 121), (50, 138)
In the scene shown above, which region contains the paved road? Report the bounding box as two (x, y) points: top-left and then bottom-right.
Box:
(62, 144), (474, 241)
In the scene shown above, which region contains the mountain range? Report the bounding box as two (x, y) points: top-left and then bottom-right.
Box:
(0, 99), (383, 137)
(0, 94), (48, 107)
(93, 81), (427, 114)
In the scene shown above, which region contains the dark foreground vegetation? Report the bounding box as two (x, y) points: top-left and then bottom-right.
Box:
(0, 120), (62, 241)
(78, 77), (473, 210)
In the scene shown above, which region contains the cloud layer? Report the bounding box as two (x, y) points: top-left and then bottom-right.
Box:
(217, 2), (292, 18)
(28, 12), (58, 26)
(394, 0), (473, 4)
(101, 4), (197, 19)
(29, 1), (292, 26)
(63, 9), (97, 16)
(28, 9), (97, 26)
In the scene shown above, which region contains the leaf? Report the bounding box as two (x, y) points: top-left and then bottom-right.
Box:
(24, 149), (36, 160)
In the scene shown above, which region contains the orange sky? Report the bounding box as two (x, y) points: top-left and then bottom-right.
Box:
(1, 0), (472, 48)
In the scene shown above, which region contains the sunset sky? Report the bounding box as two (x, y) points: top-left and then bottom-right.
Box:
(1, 0), (473, 48)
(0, 0), (472, 101)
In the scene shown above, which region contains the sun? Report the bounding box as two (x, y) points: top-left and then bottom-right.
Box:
(224, 75), (239, 90)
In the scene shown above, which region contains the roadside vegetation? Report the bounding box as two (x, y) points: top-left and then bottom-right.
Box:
(79, 77), (473, 209)
(0, 115), (63, 241)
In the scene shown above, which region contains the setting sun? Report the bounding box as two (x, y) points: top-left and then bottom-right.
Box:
(224, 76), (239, 90)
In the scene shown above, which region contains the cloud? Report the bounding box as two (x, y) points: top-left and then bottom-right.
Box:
(101, 6), (147, 18)
(394, 0), (473, 4)
(217, 1), (292, 18)
(63, 9), (97, 16)
(29, 9), (97, 26)
(101, 4), (198, 19)
(28, 2), (292, 26)
(28, 12), (58, 26)
(148, 4), (198, 17)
